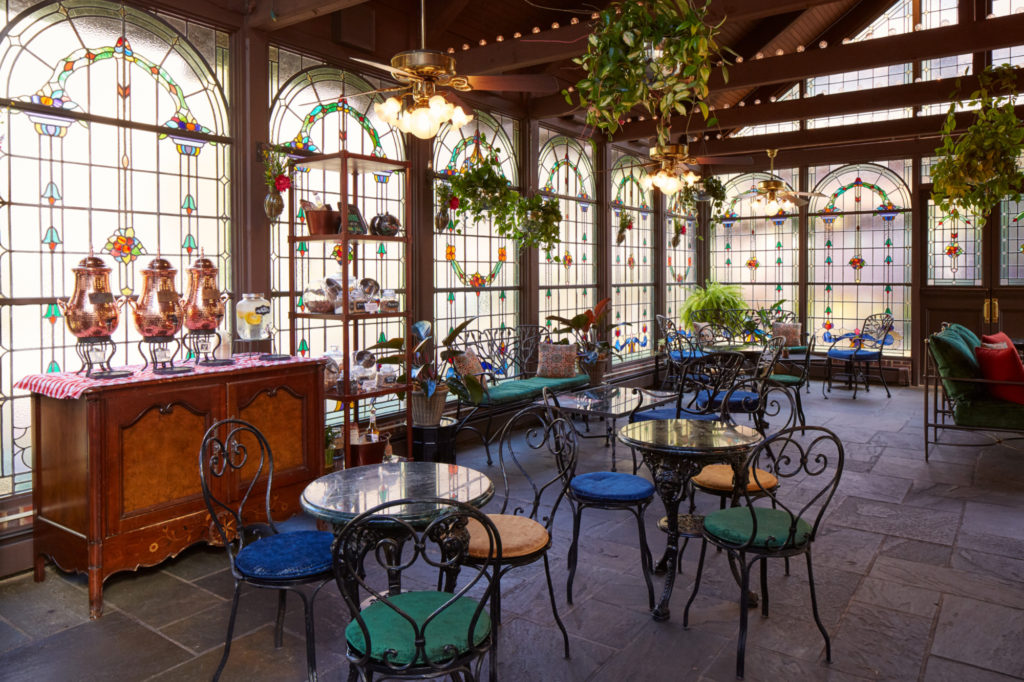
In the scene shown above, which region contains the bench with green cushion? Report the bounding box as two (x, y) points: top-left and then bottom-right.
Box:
(478, 374), (589, 405)
(925, 322), (1024, 459)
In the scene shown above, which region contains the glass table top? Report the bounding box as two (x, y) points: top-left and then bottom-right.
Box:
(301, 461), (494, 526)
(546, 386), (677, 418)
(618, 419), (761, 454)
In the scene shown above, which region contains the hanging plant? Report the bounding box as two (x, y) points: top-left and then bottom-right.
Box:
(568, 0), (732, 147)
(435, 149), (562, 254)
(679, 176), (727, 225)
(931, 64), (1024, 219)
(615, 210), (634, 245)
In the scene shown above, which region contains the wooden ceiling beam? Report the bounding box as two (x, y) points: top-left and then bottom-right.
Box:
(250, 0), (370, 31)
(454, 21), (592, 75)
(707, 0), (853, 23)
(426, 0), (472, 46)
(705, 12), (1024, 92)
(702, 138), (941, 173)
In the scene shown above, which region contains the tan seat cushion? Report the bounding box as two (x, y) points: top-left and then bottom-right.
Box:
(467, 513), (549, 559)
(692, 464), (779, 493)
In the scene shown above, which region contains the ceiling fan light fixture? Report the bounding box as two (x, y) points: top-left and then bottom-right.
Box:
(650, 168), (683, 195)
(374, 92), (472, 140)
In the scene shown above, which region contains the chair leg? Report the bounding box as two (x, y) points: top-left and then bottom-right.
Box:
(214, 583), (243, 681)
(683, 539), (707, 628)
(848, 360), (859, 399)
(677, 537), (690, 574)
(793, 387), (806, 430)
(634, 507), (655, 610)
(736, 554), (752, 680)
(274, 589), (287, 648)
(543, 553), (571, 659)
(566, 506), (583, 605)
(878, 357), (891, 398)
(823, 357), (831, 398)
(760, 558), (769, 618)
(806, 552), (832, 664)
(298, 590), (319, 682)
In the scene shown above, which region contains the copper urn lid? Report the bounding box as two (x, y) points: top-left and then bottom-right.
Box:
(129, 255), (183, 338)
(57, 249), (120, 338)
(182, 250), (226, 332)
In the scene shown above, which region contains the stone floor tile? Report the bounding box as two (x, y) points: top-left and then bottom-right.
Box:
(950, 547), (1024, 584)
(870, 455), (975, 486)
(698, 642), (868, 682)
(101, 567), (226, 629)
(0, 567), (94, 635)
(161, 543), (232, 582)
(850, 575), (940, 618)
(923, 655), (1024, 681)
(931, 594), (1024, 678)
(828, 496), (961, 545)
(494, 616), (616, 681)
(870, 556), (1024, 610)
(828, 602), (933, 680)
(832, 469), (912, 504)
(589, 616), (727, 681)
(0, 617), (29, 655)
(879, 536), (953, 565)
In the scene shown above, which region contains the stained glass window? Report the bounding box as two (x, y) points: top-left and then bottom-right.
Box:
(665, 193), (696, 324)
(808, 161), (912, 355)
(0, 0), (230, 505)
(927, 202), (981, 286)
(991, 0), (1024, 66)
(1000, 198), (1024, 286)
(609, 150), (653, 364)
(268, 48), (407, 418)
(711, 171), (799, 310)
(433, 111), (519, 339)
(538, 131), (595, 334)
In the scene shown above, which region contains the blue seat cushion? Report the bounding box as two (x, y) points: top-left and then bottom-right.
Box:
(346, 590), (491, 665)
(704, 507), (812, 549)
(570, 471), (655, 502)
(827, 348), (882, 361)
(632, 405), (720, 422)
(234, 530), (334, 580)
(697, 389), (760, 413)
(668, 349), (706, 362)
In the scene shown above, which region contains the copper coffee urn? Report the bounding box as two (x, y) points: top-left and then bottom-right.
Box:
(58, 249), (132, 379)
(125, 255), (192, 374)
(182, 251), (233, 366)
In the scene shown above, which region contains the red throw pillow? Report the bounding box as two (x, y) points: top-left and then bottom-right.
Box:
(974, 332), (1024, 404)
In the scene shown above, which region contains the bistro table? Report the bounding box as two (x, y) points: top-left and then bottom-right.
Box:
(542, 386), (677, 469)
(618, 419), (762, 621)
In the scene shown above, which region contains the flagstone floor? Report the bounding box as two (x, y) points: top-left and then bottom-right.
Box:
(1, 384), (1023, 681)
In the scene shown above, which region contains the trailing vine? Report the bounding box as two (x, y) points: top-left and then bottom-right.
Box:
(615, 210), (635, 245)
(568, 0), (732, 147)
(435, 149), (563, 254)
(931, 64), (1024, 218)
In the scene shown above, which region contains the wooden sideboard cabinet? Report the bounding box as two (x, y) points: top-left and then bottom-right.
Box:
(30, 359), (325, 618)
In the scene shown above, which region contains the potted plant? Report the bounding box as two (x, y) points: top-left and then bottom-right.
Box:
(261, 143), (294, 221)
(569, 0), (733, 147)
(435, 148), (562, 254)
(931, 64), (1024, 219)
(372, 319), (484, 426)
(546, 298), (627, 386)
(678, 280), (748, 332)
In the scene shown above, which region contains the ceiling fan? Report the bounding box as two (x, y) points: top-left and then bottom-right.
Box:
(746, 149), (826, 210)
(632, 143), (753, 195)
(348, 0), (560, 139)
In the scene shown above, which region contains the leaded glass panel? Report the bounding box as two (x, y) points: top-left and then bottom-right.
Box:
(1000, 198), (1024, 286)
(927, 202), (982, 286)
(665, 193), (696, 324)
(609, 150), (653, 364)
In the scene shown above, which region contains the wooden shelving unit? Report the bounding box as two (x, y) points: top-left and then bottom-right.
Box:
(287, 151), (414, 466)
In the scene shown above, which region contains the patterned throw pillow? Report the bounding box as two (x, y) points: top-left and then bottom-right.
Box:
(452, 349), (487, 387)
(772, 322), (802, 347)
(537, 343), (578, 378)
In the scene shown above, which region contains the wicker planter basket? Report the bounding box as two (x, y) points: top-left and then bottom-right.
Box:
(411, 386), (449, 426)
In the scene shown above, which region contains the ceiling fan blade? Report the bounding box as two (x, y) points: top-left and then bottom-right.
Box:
(296, 86), (408, 107)
(351, 56), (414, 80)
(599, 161), (657, 173)
(788, 190), (829, 198)
(694, 155), (754, 166)
(465, 74), (560, 93)
(782, 194), (809, 207)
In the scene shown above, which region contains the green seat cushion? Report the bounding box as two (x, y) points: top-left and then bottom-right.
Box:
(521, 374), (589, 391)
(946, 323), (981, 351)
(703, 507), (812, 549)
(345, 590), (491, 666)
(929, 329), (984, 404)
(769, 373), (803, 386)
(953, 398), (1024, 430)
(479, 380), (539, 405)
(786, 346), (809, 354)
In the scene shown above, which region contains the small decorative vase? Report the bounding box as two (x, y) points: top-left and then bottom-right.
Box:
(264, 190), (284, 220)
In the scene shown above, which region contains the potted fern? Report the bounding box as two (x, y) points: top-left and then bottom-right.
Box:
(678, 281), (747, 332)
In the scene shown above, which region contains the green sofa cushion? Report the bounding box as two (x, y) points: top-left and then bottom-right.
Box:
(769, 373), (803, 386)
(704, 507), (812, 549)
(520, 375), (589, 391)
(345, 590), (490, 666)
(953, 398), (1024, 430)
(929, 329), (985, 403)
(475, 374), (588, 405)
(946, 323), (981, 351)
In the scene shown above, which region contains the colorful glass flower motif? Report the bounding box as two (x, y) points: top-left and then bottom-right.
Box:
(331, 243), (345, 265)
(103, 227), (144, 265)
(181, 233), (197, 255)
(770, 209), (787, 226)
(720, 210), (739, 229)
(498, 247), (507, 262)
(445, 244), (456, 261)
(42, 226), (62, 251)
(181, 194), (197, 215)
(875, 201), (900, 222)
(42, 182), (61, 206)
(819, 205), (840, 226)
(848, 256), (866, 270)
(745, 256), (760, 271)
(468, 272), (487, 288)
(563, 250), (573, 269)
(43, 303), (62, 325)
(28, 93), (76, 137)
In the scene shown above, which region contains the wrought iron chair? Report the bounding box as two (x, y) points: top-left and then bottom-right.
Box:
(683, 426), (845, 679)
(462, 399), (573, 658)
(694, 321), (741, 352)
(657, 314), (704, 390)
(630, 351), (747, 424)
(824, 312), (895, 399)
(769, 333), (818, 428)
(198, 419), (334, 682)
(333, 498), (501, 682)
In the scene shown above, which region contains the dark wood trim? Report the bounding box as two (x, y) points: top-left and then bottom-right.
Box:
(249, 0), (370, 31)
(455, 21), (592, 75)
(124, 0), (244, 30)
(595, 140), (611, 309)
(911, 156), (924, 384)
(521, 119), (541, 327)
(408, 137), (434, 329)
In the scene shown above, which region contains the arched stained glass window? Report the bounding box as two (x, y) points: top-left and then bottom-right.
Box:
(538, 131), (595, 332)
(610, 151), (653, 363)
(808, 161), (912, 354)
(432, 111), (519, 338)
(0, 0), (230, 502)
(665, 193), (696, 325)
(711, 171), (799, 310)
(268, 53), (406, 374)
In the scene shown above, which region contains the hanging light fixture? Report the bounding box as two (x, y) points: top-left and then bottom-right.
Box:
(374, 80), (473, 140)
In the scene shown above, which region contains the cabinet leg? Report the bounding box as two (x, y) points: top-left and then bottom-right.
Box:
(88, 570), (104, 620)
(34, 554), (46, 582)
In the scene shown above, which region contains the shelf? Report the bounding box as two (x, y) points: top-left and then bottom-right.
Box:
(293, 311), (407, 321)
(325, 383), (412, 402)
(287, 233), (407, 244)
(296, 151), (411, 175)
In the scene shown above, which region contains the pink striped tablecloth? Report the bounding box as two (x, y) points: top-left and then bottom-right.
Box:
(14, 354), (320, 400)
